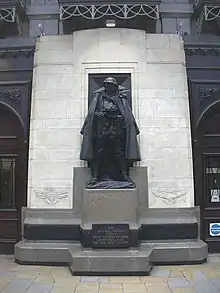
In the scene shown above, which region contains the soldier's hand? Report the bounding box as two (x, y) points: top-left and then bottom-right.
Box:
(95, 112), (105, 118)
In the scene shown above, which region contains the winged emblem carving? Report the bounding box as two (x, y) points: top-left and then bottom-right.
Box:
(35, 187), (68, 204)
(152, 189), (186, 205)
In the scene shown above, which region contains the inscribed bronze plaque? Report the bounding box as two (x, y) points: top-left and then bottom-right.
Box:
(92, 224), (130, 248)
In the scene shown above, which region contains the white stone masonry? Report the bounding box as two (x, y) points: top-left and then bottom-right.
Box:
(28, 29), (194, 209)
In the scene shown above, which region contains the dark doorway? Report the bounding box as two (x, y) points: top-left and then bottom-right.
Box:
(196, 101), (220, 252)
(88, 73), (132, 107)
(184, 35), (220, 252)
(0, 103), (26, 254)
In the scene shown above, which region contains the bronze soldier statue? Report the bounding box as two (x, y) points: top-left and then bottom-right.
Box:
(80, 77), (141, 189)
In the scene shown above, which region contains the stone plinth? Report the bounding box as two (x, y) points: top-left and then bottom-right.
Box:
(82, 188), (139, 228)
(14, 206), (208, 273)
(68, 246), (153, 276)
(81, 188), (140, 248)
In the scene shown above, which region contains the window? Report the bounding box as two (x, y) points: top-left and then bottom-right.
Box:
(206, 156), (220, 204)
(0, 157), (15, 208)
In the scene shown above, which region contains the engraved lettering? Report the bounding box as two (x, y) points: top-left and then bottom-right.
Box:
(92, 224), (130, 248)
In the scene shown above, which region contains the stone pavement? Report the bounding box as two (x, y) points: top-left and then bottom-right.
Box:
(1, 255), (220, 293)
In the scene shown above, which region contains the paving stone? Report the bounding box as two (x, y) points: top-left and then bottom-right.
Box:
(189, 280), (220, 293)
(150, 268), (171, 277)
(141, 276), (168, 283)
(38, 266), (55, 273)
(99, 289), (123, 293)
(1, 255), (220, 293)
(81, 276), (109, 283)
(209, 278), (220, 289)
(0, 275), (17, 291)
(35, 273), (55, 283)
(123, 283), (147, 292)
(1, 277), (33, 293)
(16, 271), (39, 279)
(54, 275), (80, 284)
(167, 277), (191, 288)
(50, 267), (72, 277)
(169, 270), (184, 278)
(0, 270), (17, 277)
(110, 276), (140, 283)
(170, 289), (196, 293)
(100, 283), (122, 288)
(183, 265), (207, 271)
(99, 283), (122, 291)
(53, 276), (79, 285)
(75, 282), (99, 292)
(25, 282), (54, 293)
(182, 270), (207, 281)
(10, 265), (41, 272)
(203, 269), (220, 279)
(146, 284), (171, 293)
(50, 284), (75, 293)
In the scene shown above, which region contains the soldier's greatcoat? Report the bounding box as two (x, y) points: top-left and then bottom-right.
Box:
(80, 86), (141, 162)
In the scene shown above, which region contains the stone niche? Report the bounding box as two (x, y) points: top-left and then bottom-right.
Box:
(28, 29), (194, 210)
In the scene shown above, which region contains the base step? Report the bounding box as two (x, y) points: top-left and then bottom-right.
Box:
(68, 246), (153, 276)
(15, 239), (208, 274)
(143, 240), (208, 264)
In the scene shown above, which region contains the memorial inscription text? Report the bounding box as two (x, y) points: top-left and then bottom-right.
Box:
(92, 224), (130, 248)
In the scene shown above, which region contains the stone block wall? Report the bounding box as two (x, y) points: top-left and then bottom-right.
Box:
(28, 29), (194, 209)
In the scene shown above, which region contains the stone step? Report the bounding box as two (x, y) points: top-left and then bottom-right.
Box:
(142, 239), (208, 264)
(15, 239), (207, 268)
(15, 240), (73, 264)
(68, 245), (153, 276)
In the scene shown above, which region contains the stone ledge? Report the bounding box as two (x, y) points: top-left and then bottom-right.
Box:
(68, 245), (153, 276)
(22, 206), (200, 241)
(14, 239), (208, 274)
(148, 240), (207, 264)
(23, 206), (200, 225)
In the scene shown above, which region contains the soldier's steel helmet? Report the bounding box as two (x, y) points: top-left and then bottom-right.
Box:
(103, 77), (118, 86)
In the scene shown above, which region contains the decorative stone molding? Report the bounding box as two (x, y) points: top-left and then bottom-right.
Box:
(59, 3), (160, 20)
(204, 5), (220, 21)
(193, 0), (220, 34)
(200, 88), (220, 104)
(0, 8), (16, 22)
(152, 189), (187, 206)
(185, 47), (220, 56)
(0, 0), (26, 23)
(0, 48), (35, 58)
(35, 187), (69, 205)
(0, 89), (21, 104)
(193, 0), (220, 19)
